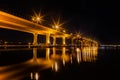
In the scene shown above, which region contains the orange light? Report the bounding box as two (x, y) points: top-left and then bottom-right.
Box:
(31, 11), (44, 24)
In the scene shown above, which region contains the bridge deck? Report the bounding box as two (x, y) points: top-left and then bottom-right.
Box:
(0, 11), (70, 37)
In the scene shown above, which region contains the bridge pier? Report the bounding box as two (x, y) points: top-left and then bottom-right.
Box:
(62, 36), (66, 45)
(53, 36), (56, 45)
(46, 33), (50, 45)
(33, 33), (38, 45)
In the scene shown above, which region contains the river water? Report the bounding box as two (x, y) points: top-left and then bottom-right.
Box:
(0, 46), (120, 80)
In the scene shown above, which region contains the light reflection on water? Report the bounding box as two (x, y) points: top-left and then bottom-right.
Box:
(30, 72), (39, 80)
(0, 46), (98, 80)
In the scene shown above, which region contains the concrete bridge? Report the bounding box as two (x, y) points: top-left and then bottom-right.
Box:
(0, 11), (70, 45)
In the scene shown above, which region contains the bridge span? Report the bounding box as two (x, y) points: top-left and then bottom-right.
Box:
(0, 11), (70, 45)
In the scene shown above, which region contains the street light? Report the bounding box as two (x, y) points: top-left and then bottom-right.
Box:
(51, 17), (65, 31)
(52, 22), (61, 30)
(63, 29), (66, 33)
(75, 32), (82, 38)
(31, 12), (44, 24)
(53, 25), (59, 30)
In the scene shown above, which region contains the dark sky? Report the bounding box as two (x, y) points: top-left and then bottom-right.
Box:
(0, 0), (120, 44)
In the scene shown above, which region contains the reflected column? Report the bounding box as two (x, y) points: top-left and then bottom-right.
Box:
(33, 48), (37, 63)
(52, 47), (59, 72)
(52, 47), (56, 57)
(62, 36), (66, 45)
(46, 48), (50, 60)
(76, 48), (82, 63)
(62, 47), (66, 66)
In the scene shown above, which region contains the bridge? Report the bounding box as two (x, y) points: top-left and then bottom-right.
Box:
(0, 11), (99, 47)
(0, 11), (70, 45)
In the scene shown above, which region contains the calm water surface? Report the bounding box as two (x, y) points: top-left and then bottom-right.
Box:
(0, 46), (120, 80)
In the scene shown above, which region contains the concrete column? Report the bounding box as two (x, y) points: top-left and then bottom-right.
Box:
(46, 33), (50, 45)
(62, 36), (66, 45)
(53, 36), (56, 45)
(33, 33), (38, 45)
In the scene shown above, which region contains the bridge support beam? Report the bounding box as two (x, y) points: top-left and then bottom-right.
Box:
(33, 33), (38, 45)
(62, 36), (66, 45)
(53, 36), (56, 45)
(46, 33), (50, 45)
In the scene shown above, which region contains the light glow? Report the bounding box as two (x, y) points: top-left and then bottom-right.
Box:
(51, 16), (65, 31)
(32, 11), (44, 24)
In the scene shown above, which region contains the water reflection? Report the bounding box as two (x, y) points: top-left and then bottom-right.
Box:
(30, 72), (39, 80)
(74, 46), (98, 63)
(61, 47), (69, 66)
(46, 48), (50, 60)
(33, 48), (37, 63)
(52, 61), (59, 72)
(76, 48), (82, 63)
(0, 46), (98, 79)
(51, 47), (71, 71)
(0, 48), (53, 80)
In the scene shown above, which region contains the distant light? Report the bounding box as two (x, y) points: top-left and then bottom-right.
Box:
(63, 30), (66, 33)
(77, 34), (80, 38)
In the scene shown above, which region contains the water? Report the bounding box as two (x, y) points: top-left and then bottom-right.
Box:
(0, 46), (120, 80)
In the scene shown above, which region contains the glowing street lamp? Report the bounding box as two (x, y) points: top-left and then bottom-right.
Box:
(52, 23), (60, 30)
(76, 33), (81, 38)
(75, 32), (82, 38)
(32, 12), (44, 24)
(51, 17), (65, 31)
(55, 25), (59, 29)
(63, 29), (66, 33)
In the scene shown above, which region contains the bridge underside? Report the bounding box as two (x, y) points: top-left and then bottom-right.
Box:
(0, 11), (71, 45)
(0, 20), (49, 35)
(0, 11), (70, 37)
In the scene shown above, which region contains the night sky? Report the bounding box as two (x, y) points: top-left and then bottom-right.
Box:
(0, 0), (120, 44)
